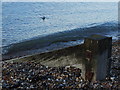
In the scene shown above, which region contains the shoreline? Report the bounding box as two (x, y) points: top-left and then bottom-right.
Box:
(2, 22), (119, 61)
(2, 42), (84, 61)
(3, 39), (120, 62)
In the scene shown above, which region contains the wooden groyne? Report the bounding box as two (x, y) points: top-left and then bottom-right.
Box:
(3, 35), (112, 81)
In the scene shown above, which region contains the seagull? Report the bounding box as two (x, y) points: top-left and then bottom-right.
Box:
(41, 16), (46, 21)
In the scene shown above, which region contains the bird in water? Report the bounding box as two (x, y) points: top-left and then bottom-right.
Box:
(41, 16), (46, 21)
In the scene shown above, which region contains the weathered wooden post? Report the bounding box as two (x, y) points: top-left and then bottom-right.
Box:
(83, 34), (112, 81)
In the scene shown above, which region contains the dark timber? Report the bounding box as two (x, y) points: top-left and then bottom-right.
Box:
(84, 34), (112, 81)
(5, 35), (112, 81)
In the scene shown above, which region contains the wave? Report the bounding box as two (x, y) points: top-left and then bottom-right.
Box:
(2, 22), (119, 56)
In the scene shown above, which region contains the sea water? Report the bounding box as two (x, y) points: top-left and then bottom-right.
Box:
(2, 2), (119, 57)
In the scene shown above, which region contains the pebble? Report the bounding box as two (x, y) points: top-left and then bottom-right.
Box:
(2, 41), (120, 89)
